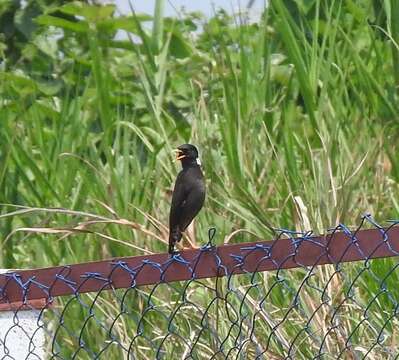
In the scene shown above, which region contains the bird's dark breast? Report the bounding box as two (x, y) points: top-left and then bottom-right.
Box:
(176, 167), (205, 230)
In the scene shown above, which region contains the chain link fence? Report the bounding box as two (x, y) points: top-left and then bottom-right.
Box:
(1, 215), (399, 359)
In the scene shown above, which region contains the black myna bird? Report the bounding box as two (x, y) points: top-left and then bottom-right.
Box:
(169, 144), (206, 254)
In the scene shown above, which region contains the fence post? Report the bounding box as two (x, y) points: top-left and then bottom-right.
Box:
(0, 269), (46, 359)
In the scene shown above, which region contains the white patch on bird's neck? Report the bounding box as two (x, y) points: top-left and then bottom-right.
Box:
(196, 158), (202, 166)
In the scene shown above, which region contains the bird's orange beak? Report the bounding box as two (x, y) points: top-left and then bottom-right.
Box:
(173, 149), (186, 161)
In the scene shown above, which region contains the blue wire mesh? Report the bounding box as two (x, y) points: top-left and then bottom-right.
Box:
(1, 215), (399, 359)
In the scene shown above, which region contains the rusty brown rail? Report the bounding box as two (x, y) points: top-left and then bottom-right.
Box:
(1, 226), (399, 305)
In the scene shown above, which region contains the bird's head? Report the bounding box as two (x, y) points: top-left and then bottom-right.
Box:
(174, 144), (201, 166)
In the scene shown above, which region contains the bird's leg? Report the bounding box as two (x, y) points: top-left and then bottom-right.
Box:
(169, 249), (180, 256)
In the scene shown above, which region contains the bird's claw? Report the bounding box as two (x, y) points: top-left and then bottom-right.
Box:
(169, 249), (180, 257)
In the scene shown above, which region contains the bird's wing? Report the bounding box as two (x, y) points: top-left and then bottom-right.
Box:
(178, 185), (205, 232)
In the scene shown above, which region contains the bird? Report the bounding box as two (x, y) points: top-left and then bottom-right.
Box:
(168, 144), (206, 254)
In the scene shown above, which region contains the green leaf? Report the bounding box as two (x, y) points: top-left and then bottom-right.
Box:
(36, 14), (89, 32)
(119, 121), (154, 152)
(98, 15), (152, 34)
(59, 2), (115, 22)
(32, 32), (60, 59)
(1, 72), (37, 95)
(36, 78), (63, 96)
(169, 31), (192, 58)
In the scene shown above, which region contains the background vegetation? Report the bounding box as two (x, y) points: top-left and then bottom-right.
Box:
(1, 0), (399, 357)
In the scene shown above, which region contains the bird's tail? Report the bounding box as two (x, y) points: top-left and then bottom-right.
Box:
(168, 229), (182, 254)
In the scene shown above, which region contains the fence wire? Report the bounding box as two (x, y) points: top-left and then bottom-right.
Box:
(1, 215), (399, 359)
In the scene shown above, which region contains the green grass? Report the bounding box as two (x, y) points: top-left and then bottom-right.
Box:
(1, 0), (399, 358)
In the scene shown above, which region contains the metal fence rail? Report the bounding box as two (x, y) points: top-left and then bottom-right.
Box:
(1, 214), (399, 359)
